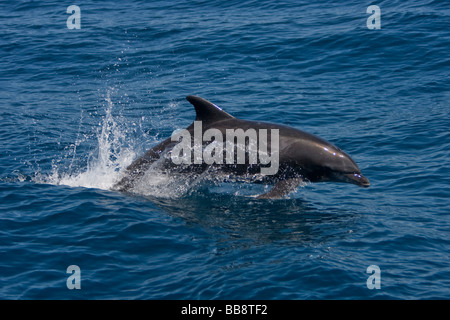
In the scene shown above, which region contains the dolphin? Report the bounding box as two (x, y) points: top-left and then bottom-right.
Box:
(113, 95), (369, 198)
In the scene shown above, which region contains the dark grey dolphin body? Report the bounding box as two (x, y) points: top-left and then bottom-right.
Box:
(114, 95), (369, 198)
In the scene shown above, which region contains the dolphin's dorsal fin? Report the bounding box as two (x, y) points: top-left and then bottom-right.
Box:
(186, 95), (234, 122)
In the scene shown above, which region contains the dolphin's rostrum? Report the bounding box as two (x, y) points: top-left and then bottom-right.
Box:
(114, 95), (369, 198)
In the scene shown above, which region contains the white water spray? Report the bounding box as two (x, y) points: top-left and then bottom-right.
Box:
(45, 90), (137, 190)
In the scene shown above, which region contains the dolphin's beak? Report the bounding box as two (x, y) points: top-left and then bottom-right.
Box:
(342, 173), (370, 188)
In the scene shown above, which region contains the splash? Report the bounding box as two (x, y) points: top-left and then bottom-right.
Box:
(44, 90), (137, 190)
(41, 90), (202, 198)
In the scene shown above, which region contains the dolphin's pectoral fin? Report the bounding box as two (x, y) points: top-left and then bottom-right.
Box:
(256, 178), (304, 199)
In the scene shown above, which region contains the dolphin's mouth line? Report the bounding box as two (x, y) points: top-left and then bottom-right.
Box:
(342, 173), (370, 187)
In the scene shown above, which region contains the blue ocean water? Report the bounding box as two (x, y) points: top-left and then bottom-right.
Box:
(0, 0), (449, 299)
